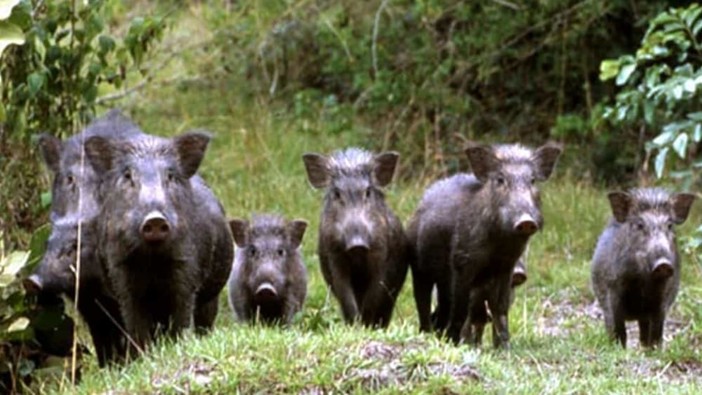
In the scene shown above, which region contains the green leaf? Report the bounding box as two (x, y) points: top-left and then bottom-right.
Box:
(693, 123), (702, 142)
(0, 19), (24, 56)
(1, 250), (29, 277)
(0, 101), (5, 123)
(652, 130), (675, 146)
(693, 18), (702, 36)
(0, 0), (20, 20)
(7, 317), (29, 333)
(654, 147), (669, 179)
(600, 59), (620, 81)
(27, 72), (45, 97)
(684, 6), (702, 28)
(616, 63), (636, 86)
(672, 132), (689, 159)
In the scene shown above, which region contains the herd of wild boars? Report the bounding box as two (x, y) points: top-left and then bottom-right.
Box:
(23, 110), (697, 367)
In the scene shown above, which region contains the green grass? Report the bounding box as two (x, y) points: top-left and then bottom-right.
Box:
(29, 4), (702, 394)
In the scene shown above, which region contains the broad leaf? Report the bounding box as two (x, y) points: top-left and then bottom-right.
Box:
(654, 146), (669, 179)
(0, 19), (24, 56)
(616, 63), (636, 86)
(0, 0), (20, 20)
(672, 132), (689, 159)
(7, 317), (29, 332)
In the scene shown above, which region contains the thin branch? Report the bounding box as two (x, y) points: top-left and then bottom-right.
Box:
(372, 0), (391, 79)
(491, 0), (522, 10)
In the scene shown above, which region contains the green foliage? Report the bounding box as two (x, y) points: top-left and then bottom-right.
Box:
(208, 0), (671, 176)
(0, 0), (167, 138)
(600, 3), (702, 184)
(599, 3), (702, 260)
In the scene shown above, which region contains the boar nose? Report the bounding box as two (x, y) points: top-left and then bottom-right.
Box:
(511, 266), (527, 287)
(652, 258), (674, 279)
(140, 211), (171, 243)
(514, 214), (538, 235)
(255, 282), (278, 301)
(23, 274), (43, 294)
(345, 235), (370, 253)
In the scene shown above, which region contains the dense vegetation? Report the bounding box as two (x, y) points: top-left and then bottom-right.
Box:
(1, 0), (701, 393)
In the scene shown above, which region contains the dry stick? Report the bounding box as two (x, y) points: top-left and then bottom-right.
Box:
(71, 105), (83, 387)
(372, 0), (390, 80)
(94, 299), (145, 357)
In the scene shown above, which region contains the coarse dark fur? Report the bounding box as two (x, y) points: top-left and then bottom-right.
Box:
(228, 214), (308, 325)
(446, 142), (562, 348)
(407, 173), (528, 335)
(303, 148), (409, 328)
(591, 188), (695, 348)
(85, 131), (233, 351)
(26, 109), (141, 366)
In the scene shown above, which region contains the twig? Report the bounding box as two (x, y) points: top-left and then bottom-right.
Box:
(372, 0), (391, 79)
(491, 0), (521, 10)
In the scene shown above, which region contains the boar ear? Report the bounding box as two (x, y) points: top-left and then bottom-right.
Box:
(302, 153), (330, 188)
(464, 142), (498, 182)
(373, 152), (399, 187)
(532, 142), (563, 181)
(37, 134), (63, 173)
(175, 131), (211, 178)
(84, 136), (116, 175)
(608, 192), (633, 223)
(287, 219), (308, 249)
(670, 193), (696, 225)
(229, 219), (249, 247)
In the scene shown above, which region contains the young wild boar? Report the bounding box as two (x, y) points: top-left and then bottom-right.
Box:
(84, 131), (234, 351)
(25, 109), (141, 366)
(303, 148), (409, 328)
(446, 142), (562, 348)
(407, 172), (529, 333)
(227, 214), (308, 325)
(591, 188), (695, 348)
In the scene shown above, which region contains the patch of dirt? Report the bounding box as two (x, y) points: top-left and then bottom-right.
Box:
(151, 360), (217, 394)
(343, 340), (480, 391)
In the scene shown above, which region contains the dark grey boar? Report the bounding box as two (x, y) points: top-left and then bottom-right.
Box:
(303, 148), (409, 328)
(591, 188), (695, 348)
(446, 142), (562, 347)
(227, 214), (308, 325)
(25, 218), (126, 366)
(37, 109), (142, 221)
(25, 109), (141, 366)
(84, 131), (234, 350)
(407, 173), (529, 333)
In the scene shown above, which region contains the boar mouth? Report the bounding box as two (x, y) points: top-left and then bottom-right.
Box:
(254, 282), (280, 303)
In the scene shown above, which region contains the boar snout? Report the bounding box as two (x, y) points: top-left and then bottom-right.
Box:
(140, 211), (171, 243)
(23, 274), (43, 294)
(255, 282), (279, 302)
(652, 258), (674, 279)
(514, 213), (538, 235)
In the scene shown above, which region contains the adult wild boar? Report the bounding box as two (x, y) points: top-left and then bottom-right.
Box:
(84, 131), (233, 350)
(591, 188), (695, 348)
(303, 148), (409, 328)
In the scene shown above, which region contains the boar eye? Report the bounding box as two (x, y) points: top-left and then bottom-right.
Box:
(248, 246), (257, 258)
(333, 189), (342, 200)
(667, 222), (674, 231)
(167, 171), (175, 182)
(530, 177), (536, 185)
(635, 221), (645, 231)
(496, 176), (506, 186)
(277, 249), (285, 257)
(365, 188), (372, 199)
(123, 169), (132, 181)
(65, 174), (75, 185)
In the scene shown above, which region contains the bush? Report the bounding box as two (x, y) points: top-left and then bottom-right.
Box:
(208, 0), (673, 177)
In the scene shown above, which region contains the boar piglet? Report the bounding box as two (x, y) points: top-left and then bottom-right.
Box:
(303, 148), (409, 328)
(447, 142), (562, 348)
(24, 217), (126, 366)
(408, 172), (529, 334)
(228, 214), (308, 325)
(591, 188), (695, 348)
(85, 131), (233, 351)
